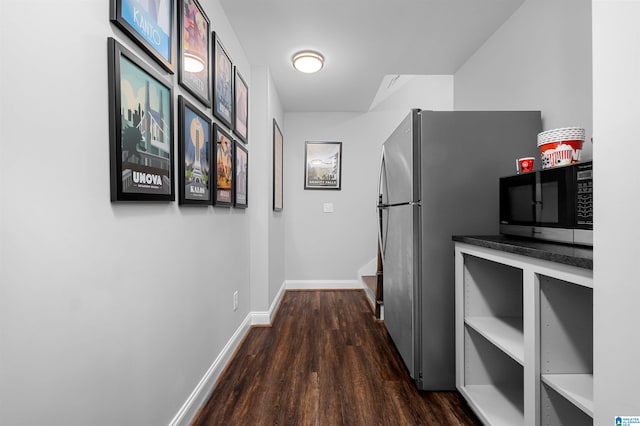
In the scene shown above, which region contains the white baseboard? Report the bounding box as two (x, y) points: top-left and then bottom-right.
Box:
(284, 279), (363, 290)
(168, 314), (252, 426)
(169, 280), (359, 426)
(251, 281), (287, 325)
(169, 282), (287, 426)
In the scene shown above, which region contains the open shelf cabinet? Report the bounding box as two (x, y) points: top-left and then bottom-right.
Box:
(455, 243), (593, 426)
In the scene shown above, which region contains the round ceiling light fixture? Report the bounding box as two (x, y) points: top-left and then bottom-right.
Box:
(292, 51), (324, 74)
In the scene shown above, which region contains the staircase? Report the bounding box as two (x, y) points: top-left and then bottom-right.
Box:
(358, 252), (383, 320)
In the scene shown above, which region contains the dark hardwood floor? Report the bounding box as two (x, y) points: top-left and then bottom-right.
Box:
(192, 290), (480, 426)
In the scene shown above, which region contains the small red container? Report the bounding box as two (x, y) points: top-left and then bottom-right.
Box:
(516, 157), (535, 173)
(537, 127), (584, 169)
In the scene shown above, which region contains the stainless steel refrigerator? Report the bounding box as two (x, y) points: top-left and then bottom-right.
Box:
(377, 109), (541, 390)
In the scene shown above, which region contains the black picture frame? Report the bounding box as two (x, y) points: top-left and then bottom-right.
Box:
(233, 68), (249, 144)
(304, 141), (342, 190)
(178, 96), (212, 205)
(178, 0), (211, 107)
(234, 142), (248, 208)
(110, 0), (175, 73)
(108, 37), (175, 202)
(213, 123), (234, 207)
(212, 32), (234, 129)
(273, 119), (283, 211)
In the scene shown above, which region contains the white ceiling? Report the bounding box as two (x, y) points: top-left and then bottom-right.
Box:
(219, 0), (526, 112)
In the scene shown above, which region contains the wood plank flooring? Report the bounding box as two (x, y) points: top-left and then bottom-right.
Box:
(192, 290), (480, 426)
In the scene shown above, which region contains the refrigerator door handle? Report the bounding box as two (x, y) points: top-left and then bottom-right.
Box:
(377, 147), (386, 208)
(377, 148), (386, 262)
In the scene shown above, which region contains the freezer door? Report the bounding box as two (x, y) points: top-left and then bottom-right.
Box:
(381, 111), (419, 205)
(381, 203), (419, 381)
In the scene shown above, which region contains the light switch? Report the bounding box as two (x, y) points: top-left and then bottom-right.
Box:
(323, 202), (334, 213)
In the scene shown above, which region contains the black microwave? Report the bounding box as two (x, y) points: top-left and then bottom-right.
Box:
(499, 161), (593, 246)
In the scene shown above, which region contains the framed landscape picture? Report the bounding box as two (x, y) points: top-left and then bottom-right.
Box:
(214, 124), (234, 207)
(273, 119), (283, 211)
(234, 142), (248, 208)
(178, 0), (211, 107)
(178, 96), (212, 205)
(212, 33), (234, 129)
(110, 0), (175, 73)
(233, 69), (248, 143)
(304, 141), (342, 190)
(108, 38), (174, 202)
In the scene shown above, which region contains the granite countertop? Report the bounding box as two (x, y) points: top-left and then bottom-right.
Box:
(452, 235), (593, 270)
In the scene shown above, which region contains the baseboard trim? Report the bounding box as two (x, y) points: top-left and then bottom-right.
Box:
(168, 313), (252, 426)
(169, 282), (288, 426)
(169, 280), (359, 425)
(251, 281), (287, 325)
(284, 279), (363, 290)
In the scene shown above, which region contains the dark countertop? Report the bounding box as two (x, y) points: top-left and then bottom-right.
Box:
(452, 235), (593, 270)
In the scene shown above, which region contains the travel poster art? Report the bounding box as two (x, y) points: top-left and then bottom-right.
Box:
(180, 0), (210, 106)
(118, 51), (172, 196)
(235, 143), (248, 207)
(118, 0), (173, 67)
(181, 99), (211, 203)
(215, 127), (233, 206)
(304, 142), (342, 190)
(213, 35), (233, 127)
(234, 70), (248, 142)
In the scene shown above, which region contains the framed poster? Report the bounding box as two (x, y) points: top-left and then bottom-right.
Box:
(110, 0), (175, 73)
(304, 141), (342, 190)
(108, 38), (174, 201)
(273, 119), (283, 211)
(212, 33), (233, 129)
(178, 0), (211, 107)
(213, 124), (234, 207)
(233, 69), (248, 143)
(234, 142), (248, 208)
(178, 96), (212, 205)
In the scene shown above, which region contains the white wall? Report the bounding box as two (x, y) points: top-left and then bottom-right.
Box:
(267, 73), (286, 303)
(283, 77), (453, 282)
(249, 65), (284, 311)
(592, 1), (640, 423)
(454, 0), (593, 162)
(0, 1), (263, 425)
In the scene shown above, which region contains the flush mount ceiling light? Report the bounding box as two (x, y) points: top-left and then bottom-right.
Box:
(292, 51), (324, 74)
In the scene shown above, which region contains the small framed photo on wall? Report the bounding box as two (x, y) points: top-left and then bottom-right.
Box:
(234, 142), (248, 208)
(304, 141), (342, 190)
(178, 96), (212, 205)
(213, 124), (234, 207)
(110, 0), (176, 73)
(273, 119), (283, 211)
(178, 0), (211, 107)
(233, 69), (248, 143)
(212, 33), (234, 129)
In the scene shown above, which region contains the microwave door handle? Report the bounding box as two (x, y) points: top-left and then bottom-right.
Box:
(534, 175), (543, 221)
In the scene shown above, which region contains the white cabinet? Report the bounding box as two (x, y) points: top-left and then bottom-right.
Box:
(454, 242), (593, 426)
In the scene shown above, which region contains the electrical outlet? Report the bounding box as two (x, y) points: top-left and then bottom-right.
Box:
(233, 291), (238, 311)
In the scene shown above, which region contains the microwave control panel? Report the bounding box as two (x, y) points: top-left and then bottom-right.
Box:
(576, 165), (593, 225)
